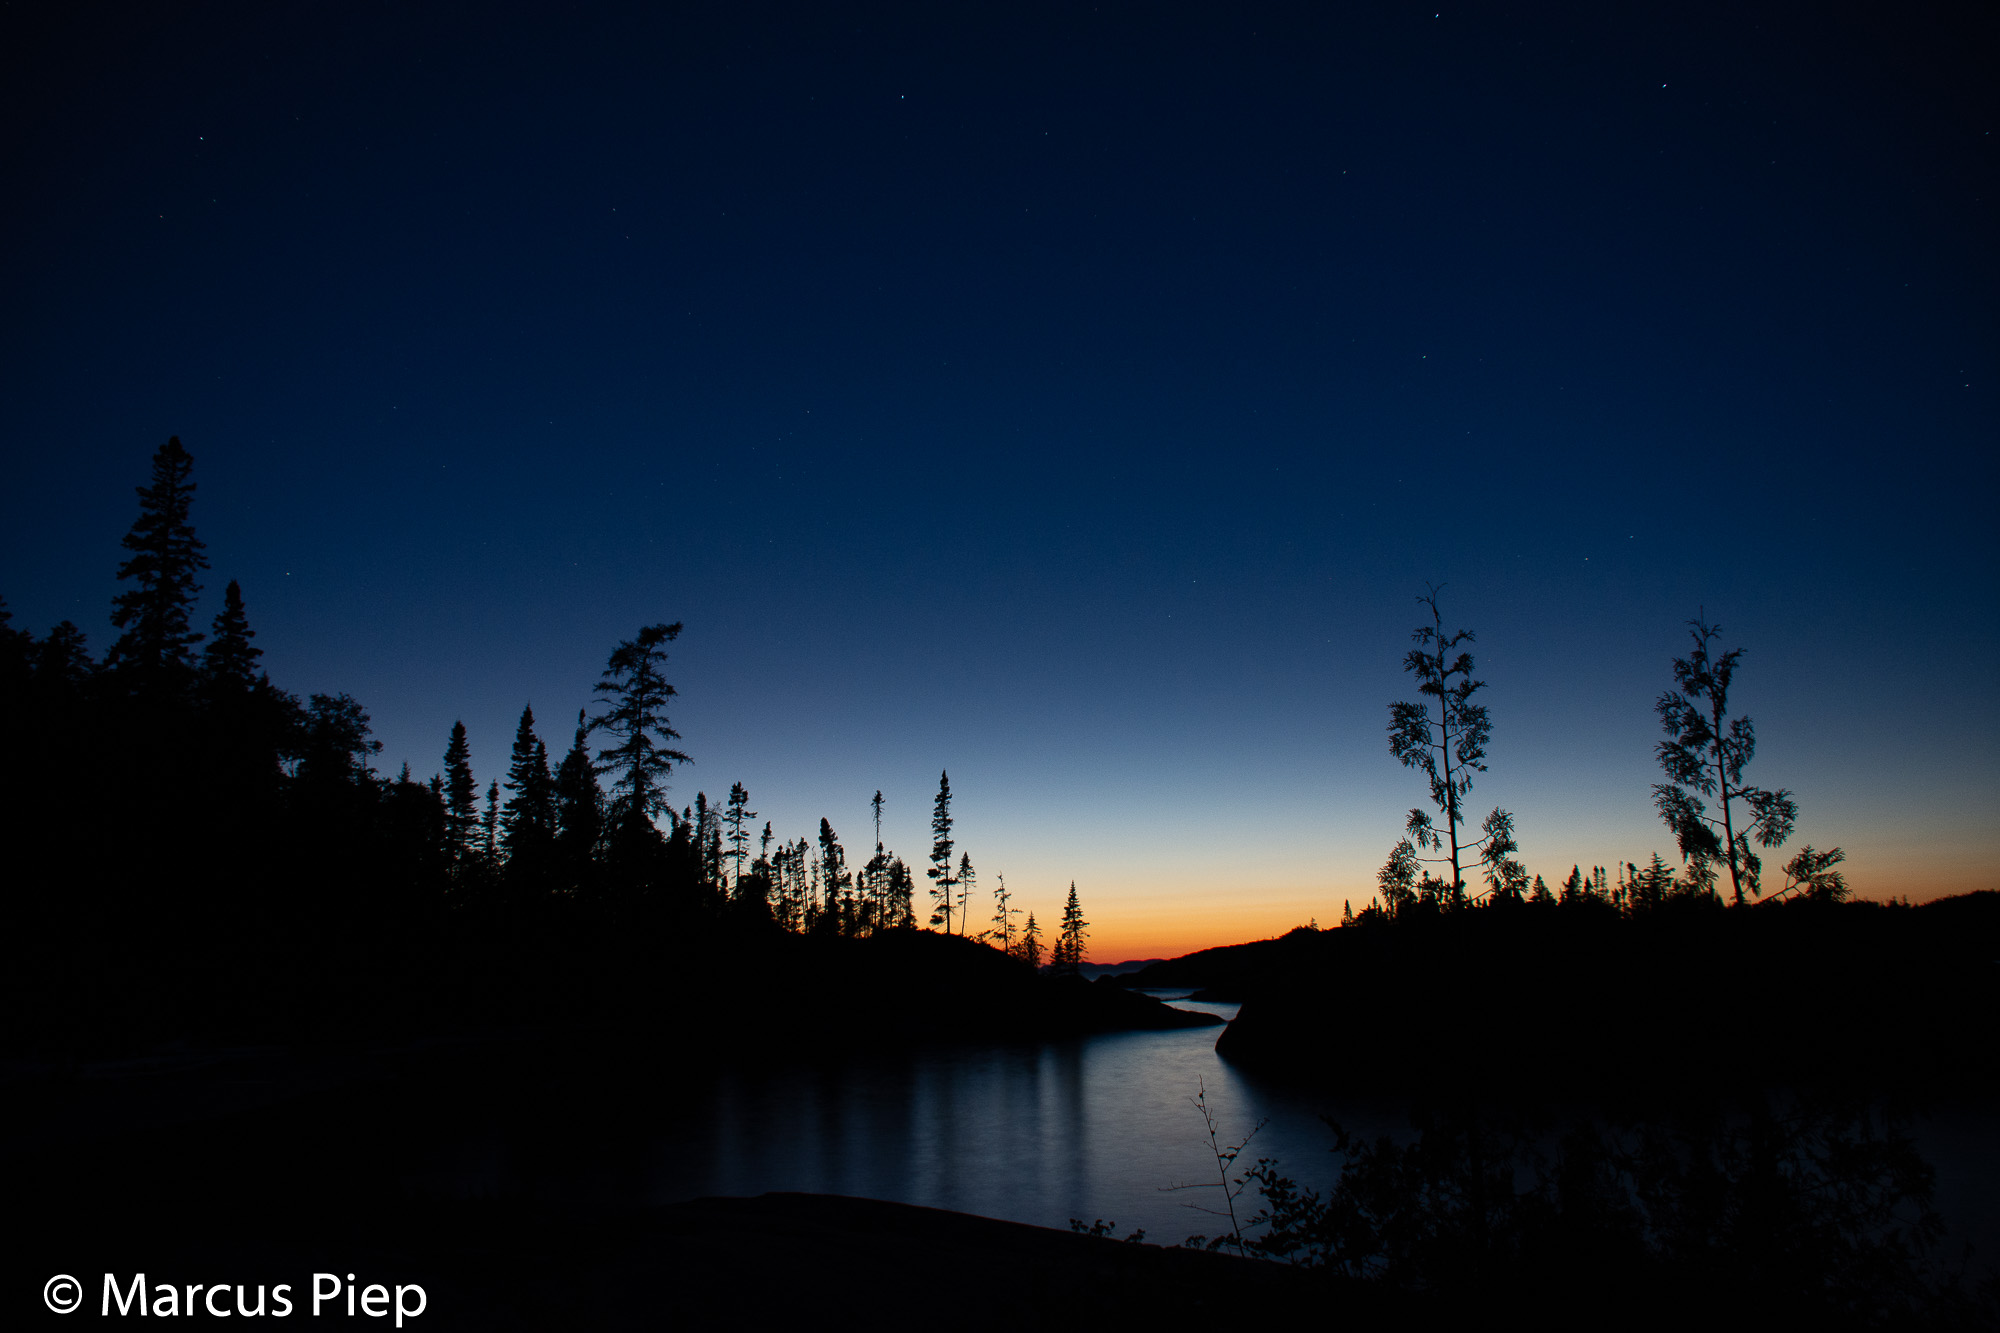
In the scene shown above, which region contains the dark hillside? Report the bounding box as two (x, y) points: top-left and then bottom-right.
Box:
(1137, 896), (1999, 1099)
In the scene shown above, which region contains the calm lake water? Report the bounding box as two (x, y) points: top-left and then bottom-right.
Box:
(405, 995), (1997, 1270)
(411, 997), (1401, 1244)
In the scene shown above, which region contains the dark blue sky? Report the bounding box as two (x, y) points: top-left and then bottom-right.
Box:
(4, 1), (1994, 955)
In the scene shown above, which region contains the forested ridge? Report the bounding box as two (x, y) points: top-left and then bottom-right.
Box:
(0, 439), (1109, 1056)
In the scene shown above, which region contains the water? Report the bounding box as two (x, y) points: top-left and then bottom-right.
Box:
(405, 996), (1997, 1273)
(411, 997), (1403, 1244)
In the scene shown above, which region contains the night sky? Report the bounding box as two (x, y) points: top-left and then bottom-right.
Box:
(4, 2), (1994, 959)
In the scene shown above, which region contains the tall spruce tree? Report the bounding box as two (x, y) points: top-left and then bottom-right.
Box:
(482, 779), (501, 871)
(553, 709), (604, 890)
(885, 856), (914, 930)
(107, 437), (209, 694)
(441, 721), (480, 878)
(817, 818), (850, 934)
(35, 622), (96, 695)
(501, 705), (558, 869)
(201, 580), (262, 695)
(927, 770), (955, 932)
(588, 623), (691, 839)
(1019, 911), (1043, 968)
(1053, 881), (1089, 976)
(1653, 615), (1800, 904)
(723, 782), (756, 890)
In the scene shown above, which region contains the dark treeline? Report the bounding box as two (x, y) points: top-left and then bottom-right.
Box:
(0, 439), (1108, 1056)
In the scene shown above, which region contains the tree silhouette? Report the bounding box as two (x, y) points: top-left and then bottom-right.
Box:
(1376, 839), (1420, 919)
(442, 721), (479, 880)
(35, 621), (96, 695)
(589, 622), (691, 840)
(1019, 911), (1043, 968)
(553, 708), (604, 891)
(106, 436), (208, 695)
(1653, 615), (1798, 904)
(297, 693), (380, 789)
(481, 779), (501, 872)
(1386, 587), (1517, 904)
(986, 871), (1017, 952)
(201, 580), (262, 695)
(1052, 881), (1089, 975)
(927, 770), (955, 933)
(501, 705), (557, 879)
(723, 782), (756, 891)
(817, 818), (850, 935)
(884, 855), (915, 930)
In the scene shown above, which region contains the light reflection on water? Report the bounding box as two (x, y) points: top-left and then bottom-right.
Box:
(423, 998), (1402, 1242)
(676, 997), (1391, 1241)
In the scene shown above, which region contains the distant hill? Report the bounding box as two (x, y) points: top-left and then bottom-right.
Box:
(1111, 928), (1326, 998)
(1075, 958), (1166, 981)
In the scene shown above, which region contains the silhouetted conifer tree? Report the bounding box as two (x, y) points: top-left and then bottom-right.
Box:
(588, 623), (691, 845)
(723, 782), (756, 890)
(1653, 615), (1800, 904)
(381, 761), (449, 900)
(1628, 852), (1677, 913)
(195, 582), (289, 806)
(690, 791), (726, 888)
(705, 808), (723, 891)
(885, 855), (915, 930)
(1053, 882), (1089, 976)
(986, 871), (1016, 952)
(201, 579), (261, 695)
(1019, 911), (1043, 968)
(32, 621), (93, 691)
(817, 818), (851, 935)
(553, 709), (604, 893)
(928, 770), (955, 932)
(1559, 865), (1585, 906)
(501, 705), (558, 881)
(106, 437), (208, 696)
(957, 853), (976, 939)
(482, 779), (501, 871)
(442, 721), (479, 879)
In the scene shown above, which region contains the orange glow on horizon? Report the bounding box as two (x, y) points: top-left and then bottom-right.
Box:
(1068, 883), (1992, 967)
